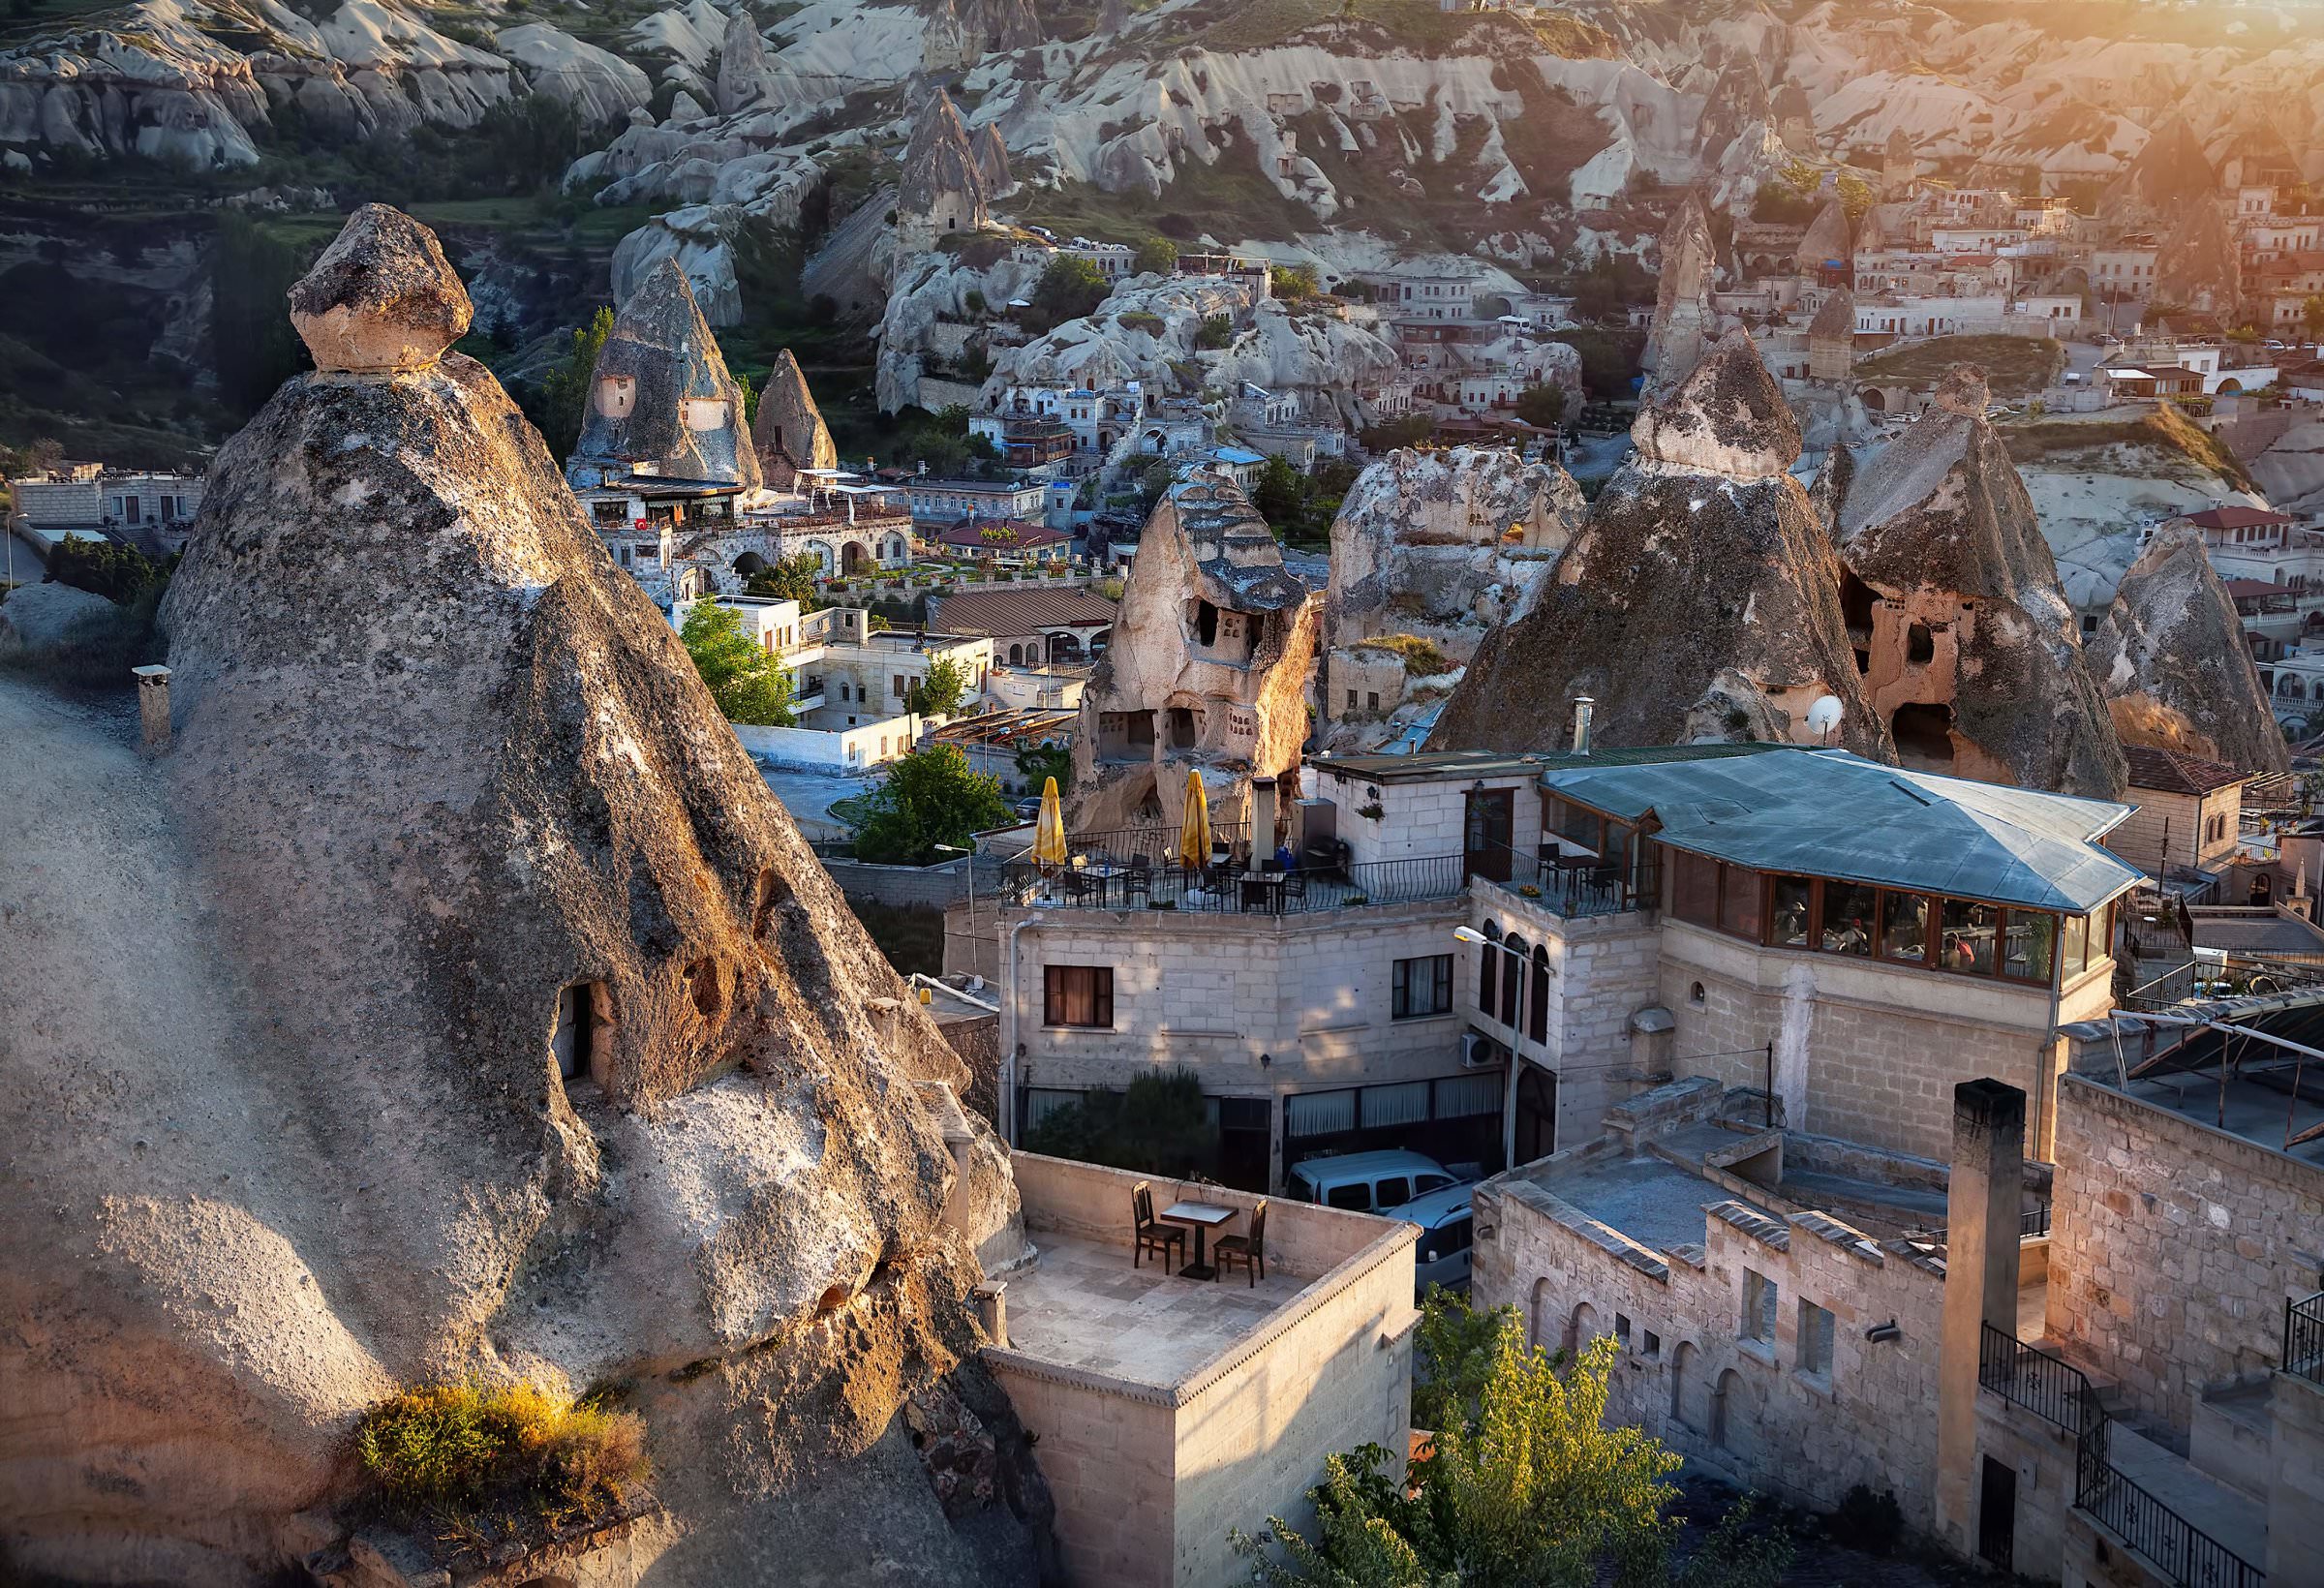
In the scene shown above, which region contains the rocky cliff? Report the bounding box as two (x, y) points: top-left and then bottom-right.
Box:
(1826, 366), (2125, 799)
(2087, 525), (2291, 775)
(1430, 330), (1888, 756)
(0, 206), (1047, 1586)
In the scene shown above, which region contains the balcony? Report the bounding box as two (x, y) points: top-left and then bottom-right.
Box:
(1000, 827), (1465, 916)
(1477, 841), (1660, 921)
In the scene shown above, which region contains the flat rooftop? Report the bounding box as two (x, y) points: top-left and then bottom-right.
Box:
(1536, 1153), (1730, 1254)
(2098, 1070), (2324, 1169)
(1000, 1233), (1305, 1390)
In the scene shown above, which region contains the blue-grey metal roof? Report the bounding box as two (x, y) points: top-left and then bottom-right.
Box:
(1542, 749), (2142, 914)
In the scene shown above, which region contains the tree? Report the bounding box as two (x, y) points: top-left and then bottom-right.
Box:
(2302, 293), (2324, 343)
(1134, 236), (1179, 275)
(1014, 739), (1071, 792)
(906, 655), (969, 717)
(851, 744), (1012, 865)
(1254, 454), (1306, 527)
(211, 215), (313, 416)
(1234, 1296), (1794, 1588)
(47, 534), (167, 605)
(678, 600), (796, 726)
(538, 308), (615, 464)
(1022, 255), (1110, 335)
(1270, 262), (1321, 300)
(1020, 1070), (1217, 1177)
(744, 551), (825, 608)
(1514, 384), (1567, 429)
(1196, 313), (1235, 350)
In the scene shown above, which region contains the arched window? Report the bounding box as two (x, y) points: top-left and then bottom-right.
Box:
(1530, 1277), (1556, 1352)
(1501, 933), (1527, 1028)
(1008, 643), (1024, 666)
(1478, 920), (1501, 1014)
(1528, 943), (1550, 1043)
(1566, 1300), (1600, 1359)
(1669, 1341), (1699, 1429)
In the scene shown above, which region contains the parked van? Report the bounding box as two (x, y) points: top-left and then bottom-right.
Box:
(1385, 1183), (1478, 1296)
(1288, 1149), (1462, 1214)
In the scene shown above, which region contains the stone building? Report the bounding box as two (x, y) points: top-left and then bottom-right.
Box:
(2106, 745), (2254, 884)
(1826, 365), (2126, 799)
(1066, 468), (1320, 836)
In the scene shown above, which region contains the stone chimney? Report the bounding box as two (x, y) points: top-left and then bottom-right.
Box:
(131, 664), (171, 756)
(1251, 776), (1278, 854)
(974, 1280), (1009, 1348)
(1935, 1079), (2025, 1554)
(1572, 695), (1594, 755)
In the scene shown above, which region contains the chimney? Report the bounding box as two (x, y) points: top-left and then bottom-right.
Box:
(131, 664), (171, 755)
(657, 519), (675, 577)
(1251, 776), (1278, 854)
(1935, 1079), (2026, 1555)
(974, 1279), (1009, 1348)
(1571, 696), (1594, 755)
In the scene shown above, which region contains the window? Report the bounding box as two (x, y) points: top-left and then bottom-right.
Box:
(1375, 1176), (1410, 1208)
(1719, 865), (1762, 941)
(1642, 1329), (1662, 1358)
(2062, 912), (2091, 980)
(1797, 1298), (1835, 1378)
(1770, 876), (1813, 948)
(1882, 891), (1931, 964)
(1327, 1183), (1371, 1210)
(1615, 1313), (1633, 1348)
(1743, 1268), (1778, 1345)
(1500, 934), (1526, 1027)
(893, 674), (907, 698)
(1689, 980), (1705, 1006)
(1478, 922), (1500, 1013)
(1391, 954), (1453, 1019)
(1428, 1214), (1474, 1258)
(1528, 944), (1550, 1043)
(1942, 899), (1998, 974)
(1043, 964), (1114, 1027)
(1366, 691), (1380, 712)
(2003, 910), (2056, 985)
(1346, 688), (1358, 710)
(1672, 849), (1718, 928)
(1819, 882), (1877, 956)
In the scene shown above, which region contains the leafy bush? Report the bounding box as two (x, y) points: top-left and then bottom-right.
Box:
(354, 1382), (647, 1527)
(1019, 256), (1111, 335)
(1196, 313), (1235, 350)
(48, 534), (167, 605)
(1021, 1069), (1217, 1178)
(1134, 237), (1178, 275)
(1269, 262), (1320, 300)
(1354, 634), (1452, 678)
(1826, 1484), (1903, 1556)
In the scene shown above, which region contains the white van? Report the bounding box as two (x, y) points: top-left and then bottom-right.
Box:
(1386, 1183), (1477, 1296)
(1288, 1149), (1462, 1214)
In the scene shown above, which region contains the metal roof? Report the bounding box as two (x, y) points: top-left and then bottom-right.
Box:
(1541, 749), (2142, 914)
(1308, 744), (1774, 785)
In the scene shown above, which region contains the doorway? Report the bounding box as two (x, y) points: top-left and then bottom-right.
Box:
(1977, 1456), (2015, 1572)
(551, 983), (596, 1082)
(1514, 1065), (1557, 1164)
(1464, 788), (1514, 882)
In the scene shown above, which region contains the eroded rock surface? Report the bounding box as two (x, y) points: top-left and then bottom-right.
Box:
(0, 208), (1047, 1588)
(752, 347), (840, 480)
(1828, 364), (2126, 798)
(289, 201), (472, 373)
(2088, 526), (2290, 775)
(1638, 195), (1719, 397)
(568, 257), (760, 489)
(1431, 331), (1886, 756)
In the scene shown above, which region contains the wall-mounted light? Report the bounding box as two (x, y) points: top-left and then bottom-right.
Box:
(1259, 1052), (1272, 1067)
(1865, 1319), (1900, 1343)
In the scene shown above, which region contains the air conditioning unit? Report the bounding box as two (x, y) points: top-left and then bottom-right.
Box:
(1460, 1031), (1493, 1069)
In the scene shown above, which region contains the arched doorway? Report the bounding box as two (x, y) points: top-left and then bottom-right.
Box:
(1891, 702), (1956, 769)
(1669, 1341), (1699, 1428)
(1566, 1300), (1600, 1358)
(807, 538), (837, 576)
(1047, 631), (1085, 663)
(1500, 933), (1527, 1027)
(1530, 1277), (1556, 1352)
(1711, 1368), (1754, 1457)
(1008, 643), (1024, 666)
(1861, 386), (1888, 412)
(841, 540), (867, 575)
(1514, 1065), (1557, 1165)
(733, 551), (768, 579)
(1527, 943), (1550, 1043)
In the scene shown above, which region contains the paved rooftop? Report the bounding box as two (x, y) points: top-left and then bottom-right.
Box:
(1000, 1233), (1307, 1389)
(1533, 1153), (1732, 1254)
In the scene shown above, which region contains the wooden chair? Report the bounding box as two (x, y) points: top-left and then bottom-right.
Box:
(1214, 1201), (1268, 1288)
(1132, 1181), (1185, 1272)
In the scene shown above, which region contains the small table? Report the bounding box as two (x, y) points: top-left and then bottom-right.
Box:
(1160, 1201), (1237, 1281)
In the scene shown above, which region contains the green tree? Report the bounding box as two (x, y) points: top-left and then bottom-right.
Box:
(744, 551), (826, 608)
(2301, 294), (2324, 342)
(1022, 255), (1111, 334)
(47, 534), (167, 605)
(1196, 313), (1235, 350)
(735, 370), (758, 430)
(1270, 262), (1321, 300)
(210, 215), (312, 416)
(906, 655), (969, 717)
(539, 307), (615, 464)
(850, 744), (1012, 864)
(1514, 383), (1567, 429)
(1254, 453), (1306, 527)
(1020, 1070), (1217, 1177)
(1014, 739), (1071, 792)
(678, 600), (796, 726)
(1134, 236), (1179, 275)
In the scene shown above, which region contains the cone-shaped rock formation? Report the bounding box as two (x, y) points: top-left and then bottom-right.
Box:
(2088, 525), (2291, 774)
(2, 207), (1048, 1586)
(751, 346), (839, 481)
(567, 258), (762, 490)
(1828, 365), (2126, 797)
(1430, 331), (1888, 755)
(1639, 195), (1719, 397)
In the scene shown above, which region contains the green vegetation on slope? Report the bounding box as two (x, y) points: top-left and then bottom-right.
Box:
(1999, 402), (2257, 493)
(1852, 334), (2067, 399)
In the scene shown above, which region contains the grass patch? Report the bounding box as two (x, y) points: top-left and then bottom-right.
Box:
(1999, 403), (2256, 492)
(355, 1382), (648, 1534)
(1352, 633), (1454, 677)
(1014, 150), (1300, 246)
(1851, 334), (2066, 398)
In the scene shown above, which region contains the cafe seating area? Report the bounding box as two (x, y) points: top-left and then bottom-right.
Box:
(998, 825), (1466, 916)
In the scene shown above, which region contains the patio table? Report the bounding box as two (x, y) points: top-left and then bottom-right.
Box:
(1159, 1201), (1237, 1281)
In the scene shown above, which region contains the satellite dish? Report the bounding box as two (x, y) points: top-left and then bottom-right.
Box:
(1806, 695), (1845, 742)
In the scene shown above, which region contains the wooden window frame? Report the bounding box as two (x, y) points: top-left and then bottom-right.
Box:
(1043, 964), (1115, 1028)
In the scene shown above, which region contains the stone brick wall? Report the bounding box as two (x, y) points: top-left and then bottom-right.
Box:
(1471, 1163), (1948, 1527)
(2043, 1075), (2324, 1429)
(1306, 767), (1541, 868)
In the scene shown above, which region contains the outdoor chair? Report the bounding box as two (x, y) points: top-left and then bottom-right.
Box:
(1587, 865), (1619, 908)
(1214, 1201), (1268, 1288)
(1132, 1181), (1185, 1272)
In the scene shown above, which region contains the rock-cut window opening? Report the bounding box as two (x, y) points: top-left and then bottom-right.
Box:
(550, 981), (612, 1085)
(1194, 599), (1219, 647)
(1165, 705), (1199, 749)
(1891, 702), (1955, 769)
(1906, 623), (1935, 665)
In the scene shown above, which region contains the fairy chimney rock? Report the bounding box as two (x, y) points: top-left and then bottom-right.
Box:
(1633, 329), (1802, 480)
(1932, 363), (1991, 416)
(1640, 195), (1719, 396)
(898, 87), (990, 245)
(973, 121), (1012, 197)
(567, 258), (762, 491)
(287, 203), (471, 375)
(716, 8), (773, 113)
(751, 347), (840, 478)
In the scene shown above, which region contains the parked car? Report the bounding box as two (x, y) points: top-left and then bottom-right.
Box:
(1288, 1149), (1464, 1214)
(1385, 1182), (1478, 1297)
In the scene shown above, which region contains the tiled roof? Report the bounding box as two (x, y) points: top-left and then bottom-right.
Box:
(2121, 744), (2250, 796)
(2184, 504), (2292, 530)
(926, 587), (1118, 636)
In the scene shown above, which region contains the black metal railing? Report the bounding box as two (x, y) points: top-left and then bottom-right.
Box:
(2075, 1439), (2265, 1588)
(2286, 1291), (2324, 1387)
(1479, 840), (1661, 920)
(998, 852), (1467, 916)
(1979, 1323), (2105, 1448)
(1049, 823), (1245, 870)
(1979, 1324), (2264, 1588)
(2023, 1202), (2052, 1238)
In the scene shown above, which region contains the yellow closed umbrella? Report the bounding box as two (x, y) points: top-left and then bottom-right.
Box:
(1178, 769), (1210, 871)
(1034, 776), (1069, 869)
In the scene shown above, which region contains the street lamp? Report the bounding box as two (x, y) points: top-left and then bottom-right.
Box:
(1453, 926), (1542, 1170)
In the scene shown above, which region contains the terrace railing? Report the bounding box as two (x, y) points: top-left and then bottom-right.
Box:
(998, 852), (1466, 917)
(2286, 1291), (2324, 1387)
(1978, 1324), (2265, 1588)
(1480, 840), (1661, 921)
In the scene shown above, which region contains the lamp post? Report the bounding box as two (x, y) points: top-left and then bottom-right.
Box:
(1453, 925), (1542, 1171)
(934, 841), (976, 977)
